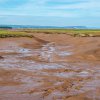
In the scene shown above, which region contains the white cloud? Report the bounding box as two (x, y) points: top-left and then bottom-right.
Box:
(0, 0), (100, 17)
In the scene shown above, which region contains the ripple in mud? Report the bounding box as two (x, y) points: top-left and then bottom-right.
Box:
(54, 72), (76, 78)
(57, 51), (72, 57)
(0, 42), (100, 100)
(0, 56), (4, 59)
(0, 42), (73, 70)
(39, 43), (72, 62)
(76, 71), (92, 78)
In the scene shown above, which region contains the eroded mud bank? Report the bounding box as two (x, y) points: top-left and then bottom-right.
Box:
(0, 34), (100, 100)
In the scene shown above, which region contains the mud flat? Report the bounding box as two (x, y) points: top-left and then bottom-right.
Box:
(0, 33), (100, 100)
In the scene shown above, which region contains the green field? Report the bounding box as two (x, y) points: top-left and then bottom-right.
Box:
(23, 29), (100, 37)
(0, 29), (100, 38)
(0, 30), (32, 38)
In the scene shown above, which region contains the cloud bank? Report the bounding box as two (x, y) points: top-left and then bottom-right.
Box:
(0, 0), (100, 27)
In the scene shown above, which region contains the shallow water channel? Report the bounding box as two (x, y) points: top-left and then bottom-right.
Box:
(0, 42), (100, 100)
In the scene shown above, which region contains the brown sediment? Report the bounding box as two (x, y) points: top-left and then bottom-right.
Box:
(0, 33), (100, 100)
(0, 56), (3, 59)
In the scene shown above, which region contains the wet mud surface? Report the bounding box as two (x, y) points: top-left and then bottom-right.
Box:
(0, 34), (100, 100)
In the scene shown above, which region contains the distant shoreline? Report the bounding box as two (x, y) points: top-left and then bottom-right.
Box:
(0, 25), (100, 29)
(0, 25), (93, 29)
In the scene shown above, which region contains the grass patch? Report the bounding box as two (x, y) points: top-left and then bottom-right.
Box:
(0, 30), (33, 38)
(0, 29), (100, 38)
(22, 29), (100, 37)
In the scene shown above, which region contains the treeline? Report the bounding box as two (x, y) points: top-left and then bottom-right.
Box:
(0, 26), (12, 29)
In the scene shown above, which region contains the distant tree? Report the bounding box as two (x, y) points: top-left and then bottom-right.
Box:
(0, 26), (12, 29)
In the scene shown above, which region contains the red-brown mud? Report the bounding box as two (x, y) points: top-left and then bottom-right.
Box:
(0, 33), (100, 100)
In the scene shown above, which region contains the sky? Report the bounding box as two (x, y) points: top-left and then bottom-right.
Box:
(0, 0), (100, 27)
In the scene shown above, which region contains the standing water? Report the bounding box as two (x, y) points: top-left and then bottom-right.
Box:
(40, 43), (72, 62)
(40, 43), (56, 62)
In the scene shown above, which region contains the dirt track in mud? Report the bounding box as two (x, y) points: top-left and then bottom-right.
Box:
(0, 33), (100, 100)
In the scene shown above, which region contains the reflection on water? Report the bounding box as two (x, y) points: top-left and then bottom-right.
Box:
(0, 42), (100, 100)
(40, 43), (72, 62)
(54, 72), (76, 78)
(40, 43), (56, 62)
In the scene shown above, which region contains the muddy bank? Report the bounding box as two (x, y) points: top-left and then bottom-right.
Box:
(0, 56), (3, 59)
(0, 34), (100, 100)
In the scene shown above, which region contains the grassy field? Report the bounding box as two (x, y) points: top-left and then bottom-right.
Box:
(22, 29), (100, 37)
(0, 29), (100, 38)
(0, 30), (32, 38)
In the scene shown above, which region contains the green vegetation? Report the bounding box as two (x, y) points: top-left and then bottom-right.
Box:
(0, 30), (33, 38)
(0, 29), (100, 38)
(23, 29), (100, 37)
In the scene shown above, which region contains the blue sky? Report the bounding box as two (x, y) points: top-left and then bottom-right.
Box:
(0, 0), (100, 27)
